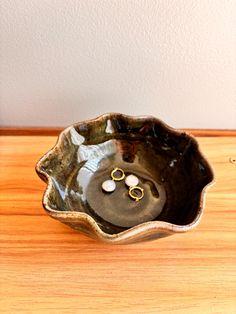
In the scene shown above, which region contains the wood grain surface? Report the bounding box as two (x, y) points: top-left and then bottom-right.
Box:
(0, 135), (236, 313)
(1, 127), (236, 137)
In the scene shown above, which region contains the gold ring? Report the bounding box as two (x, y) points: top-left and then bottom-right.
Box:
(111, 167), (125, 181)
(128, 186), (144, 202)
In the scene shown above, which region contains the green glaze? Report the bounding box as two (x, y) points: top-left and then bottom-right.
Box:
(36, 113), (214, 244)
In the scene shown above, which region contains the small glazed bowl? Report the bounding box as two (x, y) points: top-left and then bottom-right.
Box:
(36, 113), (214, 244)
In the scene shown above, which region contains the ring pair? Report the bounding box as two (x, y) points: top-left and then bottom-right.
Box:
(102, 167), (144, 202)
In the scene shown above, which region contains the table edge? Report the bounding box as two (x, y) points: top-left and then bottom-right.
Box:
(0, 127), (236, 137)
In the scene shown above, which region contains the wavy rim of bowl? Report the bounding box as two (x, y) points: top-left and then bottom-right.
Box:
(36, 113), (215, 243)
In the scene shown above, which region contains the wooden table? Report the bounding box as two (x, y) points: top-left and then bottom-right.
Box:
(1, 132), (236, 313)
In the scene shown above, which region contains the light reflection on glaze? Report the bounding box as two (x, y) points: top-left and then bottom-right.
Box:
(169, 159), (178, 168)
(105, 119), (114, 134)
(51, 177), (66, 202)
(76, 139), (117, 201)
(70, 127), (85, 145)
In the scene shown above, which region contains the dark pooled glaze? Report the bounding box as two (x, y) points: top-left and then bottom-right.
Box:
(36, 114), (214, 244)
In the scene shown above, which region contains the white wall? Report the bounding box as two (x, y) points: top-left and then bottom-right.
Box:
(0, 0), (235, 128)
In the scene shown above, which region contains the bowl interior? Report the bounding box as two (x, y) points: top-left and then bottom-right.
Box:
(38, 115), (214, 234)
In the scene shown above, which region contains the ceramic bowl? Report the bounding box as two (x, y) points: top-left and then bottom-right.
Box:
(36, 113), (214, 244)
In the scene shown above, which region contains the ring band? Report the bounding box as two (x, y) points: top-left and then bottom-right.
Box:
(111, 167), (125, 181)
(129, 186), (144, 202)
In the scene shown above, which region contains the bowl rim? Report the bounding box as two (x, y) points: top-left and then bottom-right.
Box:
(36, 113), (215, 242)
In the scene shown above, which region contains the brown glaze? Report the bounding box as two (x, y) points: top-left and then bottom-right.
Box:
(36, 113), (214, 244)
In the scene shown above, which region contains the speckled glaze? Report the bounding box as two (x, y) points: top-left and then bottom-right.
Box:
(36, 113), (214, 244)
